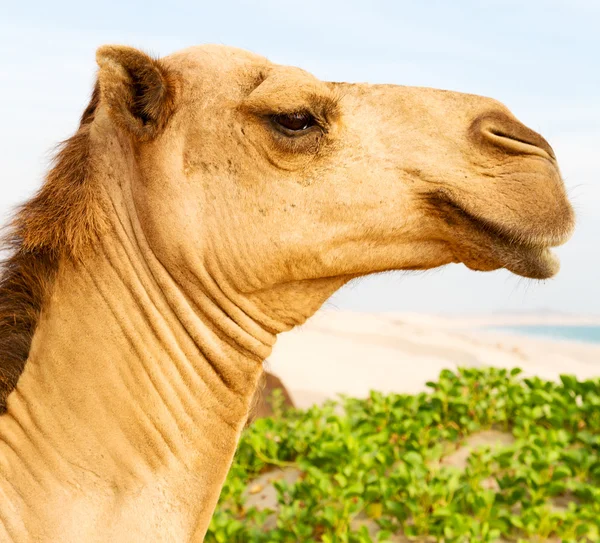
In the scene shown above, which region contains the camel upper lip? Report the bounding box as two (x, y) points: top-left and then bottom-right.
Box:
(427, 190), (570, 250)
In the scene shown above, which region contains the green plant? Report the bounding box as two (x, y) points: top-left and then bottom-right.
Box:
(206, 367), (600, 542)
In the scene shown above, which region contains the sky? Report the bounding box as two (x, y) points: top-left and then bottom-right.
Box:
(1, 1), (598, 314)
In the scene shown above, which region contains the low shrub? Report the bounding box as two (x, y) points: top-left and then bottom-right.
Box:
(207, 367), (600, 543)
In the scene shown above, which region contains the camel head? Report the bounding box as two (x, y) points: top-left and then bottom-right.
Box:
(95, 45), (574, 328)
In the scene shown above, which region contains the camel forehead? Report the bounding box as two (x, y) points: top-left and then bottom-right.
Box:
(163, 44), (323, 88)
(164, 44), (271, 77)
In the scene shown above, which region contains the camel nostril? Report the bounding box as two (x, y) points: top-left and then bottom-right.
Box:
(471, 111), (556, 161)
(486, 127), (556, 160)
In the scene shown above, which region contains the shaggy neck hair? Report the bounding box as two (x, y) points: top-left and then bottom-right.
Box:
(0, 83), (105, 412)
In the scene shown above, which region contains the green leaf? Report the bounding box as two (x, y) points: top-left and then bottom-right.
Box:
(560, 374), (579, 391)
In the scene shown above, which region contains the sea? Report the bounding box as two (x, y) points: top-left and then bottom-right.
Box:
(490, 325), (600, 345)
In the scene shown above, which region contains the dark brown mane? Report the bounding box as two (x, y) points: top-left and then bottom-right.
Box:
(0, 82), (105, 413)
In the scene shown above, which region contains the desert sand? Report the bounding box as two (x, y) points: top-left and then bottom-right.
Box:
(266, 310), (600, 409)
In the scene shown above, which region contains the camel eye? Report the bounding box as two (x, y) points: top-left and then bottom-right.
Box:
(272, 112), (317, 134)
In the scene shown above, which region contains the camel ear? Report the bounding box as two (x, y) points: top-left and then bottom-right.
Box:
(96, 45), (176, 140)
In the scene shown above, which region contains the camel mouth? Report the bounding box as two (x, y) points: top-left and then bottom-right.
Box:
(427, 192), (570, 280)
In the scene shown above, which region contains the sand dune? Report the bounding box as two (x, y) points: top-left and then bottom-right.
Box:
(266, 310), (600, 408)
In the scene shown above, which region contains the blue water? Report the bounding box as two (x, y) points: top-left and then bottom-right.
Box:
(491, 325), (600, 345)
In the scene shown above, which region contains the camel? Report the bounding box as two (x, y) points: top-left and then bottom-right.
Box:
(0, 44), (574, 542)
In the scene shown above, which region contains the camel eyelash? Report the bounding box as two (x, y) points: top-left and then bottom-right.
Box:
(268, 121), (325, 154)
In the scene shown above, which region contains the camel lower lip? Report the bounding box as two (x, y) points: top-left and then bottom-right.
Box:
(501, 245), (560, 279)
(461, 243), (560, 279)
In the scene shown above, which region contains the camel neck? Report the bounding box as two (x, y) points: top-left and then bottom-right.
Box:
(0, 199), (273, 541)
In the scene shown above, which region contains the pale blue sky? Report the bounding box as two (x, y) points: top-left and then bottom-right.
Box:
(1, 1), (598, 313)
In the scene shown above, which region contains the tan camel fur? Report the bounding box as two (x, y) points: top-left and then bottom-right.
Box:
(0, 45), (574, 542)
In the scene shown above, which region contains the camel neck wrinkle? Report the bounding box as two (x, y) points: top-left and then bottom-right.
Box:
(0, 226), (267, 541)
